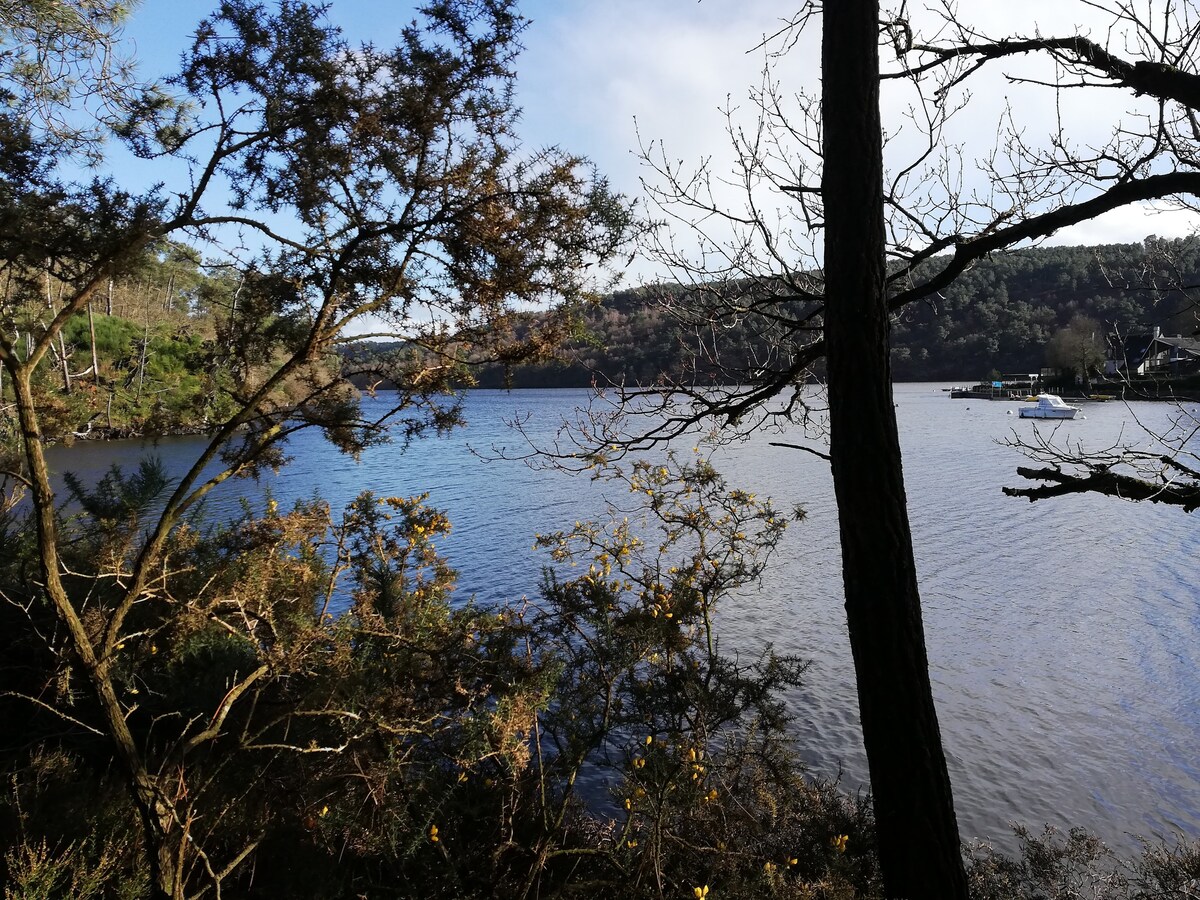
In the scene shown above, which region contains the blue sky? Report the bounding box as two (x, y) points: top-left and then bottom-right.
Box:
(118, 0), (793, 208)
(116, 0), (1200, 283)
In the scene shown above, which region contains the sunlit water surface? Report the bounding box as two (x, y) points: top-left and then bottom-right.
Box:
(44, 384), (1200, 854)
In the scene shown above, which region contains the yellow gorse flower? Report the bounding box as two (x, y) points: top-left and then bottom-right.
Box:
(429, 824), (439, 842)
(832, 833), (848, 853)
(693, 886), (709, 899)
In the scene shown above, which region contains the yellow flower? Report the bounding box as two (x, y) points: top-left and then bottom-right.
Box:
(705, 788), (718, 803)
(429, 824), (440, 843)
(627, 839), (638, 848)
(319, 805), (329, 818)
(632, 757), (646, 770)
(832, 834), (848, 853)
(624, 798), (632, 810)
(763, 861), (775, 873)
(788, 857), (798, 866)
(645, 735), (654, 745)
(693, 887), (709, 899)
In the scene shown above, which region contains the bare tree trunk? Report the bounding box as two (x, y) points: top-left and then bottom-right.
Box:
(106, 277), (114, 316)
(821, 3), (968, 897)
(59, 340), (72, 393)
(7, 364), (183, 900)
(88, 299), (100, 384)
(137, 305), (150, 403)
(45, 266), (73, 395)
(232, 273), (244, 319)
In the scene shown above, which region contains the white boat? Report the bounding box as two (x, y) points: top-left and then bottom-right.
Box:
(1018, 394), (1080, 419)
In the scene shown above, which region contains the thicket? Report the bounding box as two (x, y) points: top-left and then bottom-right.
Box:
(0, 451), (880, 898)
(0, 242), (246, 440)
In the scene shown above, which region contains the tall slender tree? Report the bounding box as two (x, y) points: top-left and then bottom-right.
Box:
(822, 2), (969, 896)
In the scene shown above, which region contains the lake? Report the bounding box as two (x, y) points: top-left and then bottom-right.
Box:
(43, 383), (1200, 855)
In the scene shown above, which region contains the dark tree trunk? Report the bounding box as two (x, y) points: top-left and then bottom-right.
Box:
(820, 3), (969, 897)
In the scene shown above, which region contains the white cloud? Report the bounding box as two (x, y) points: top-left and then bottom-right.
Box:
(515, 0), (1200, 277)
(518, 0), (796, 186)
(1050, 204), (1200, 246)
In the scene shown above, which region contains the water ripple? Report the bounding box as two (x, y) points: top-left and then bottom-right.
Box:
(42, 384), (1200, 854)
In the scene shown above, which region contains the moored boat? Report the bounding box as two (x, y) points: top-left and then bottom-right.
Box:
(1018, 393), (1080, 419)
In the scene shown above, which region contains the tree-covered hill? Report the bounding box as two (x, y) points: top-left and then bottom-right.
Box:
(466, 237), (1200, 387)
(889, 237), (1200, 380)
(9, 238), (1200, 442)
(0, 240), (249, 441)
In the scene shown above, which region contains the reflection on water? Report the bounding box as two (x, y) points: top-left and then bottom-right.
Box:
(42, 384), (1200, 853)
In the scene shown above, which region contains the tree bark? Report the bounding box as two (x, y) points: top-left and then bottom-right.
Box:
(821, 3), (969, 897)
(5, 359), (183, 900)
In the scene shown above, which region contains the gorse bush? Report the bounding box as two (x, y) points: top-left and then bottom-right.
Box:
(967, 826), (1200, 900)
(0, 448), (903, 898)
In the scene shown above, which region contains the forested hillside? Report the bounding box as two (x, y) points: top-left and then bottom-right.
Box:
(890, 238), (1200, 380)
(0, 240), (249, 439)
(472, 237), (1200, 387)
(6, 238), (1199, 442)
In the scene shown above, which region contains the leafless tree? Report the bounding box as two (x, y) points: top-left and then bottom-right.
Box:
(561, 1), (1200, 895)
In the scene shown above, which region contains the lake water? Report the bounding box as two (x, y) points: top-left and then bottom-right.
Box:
(42, 383), (1200, 854)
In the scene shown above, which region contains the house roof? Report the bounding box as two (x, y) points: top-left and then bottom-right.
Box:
(1150, 335), (1200, 355)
